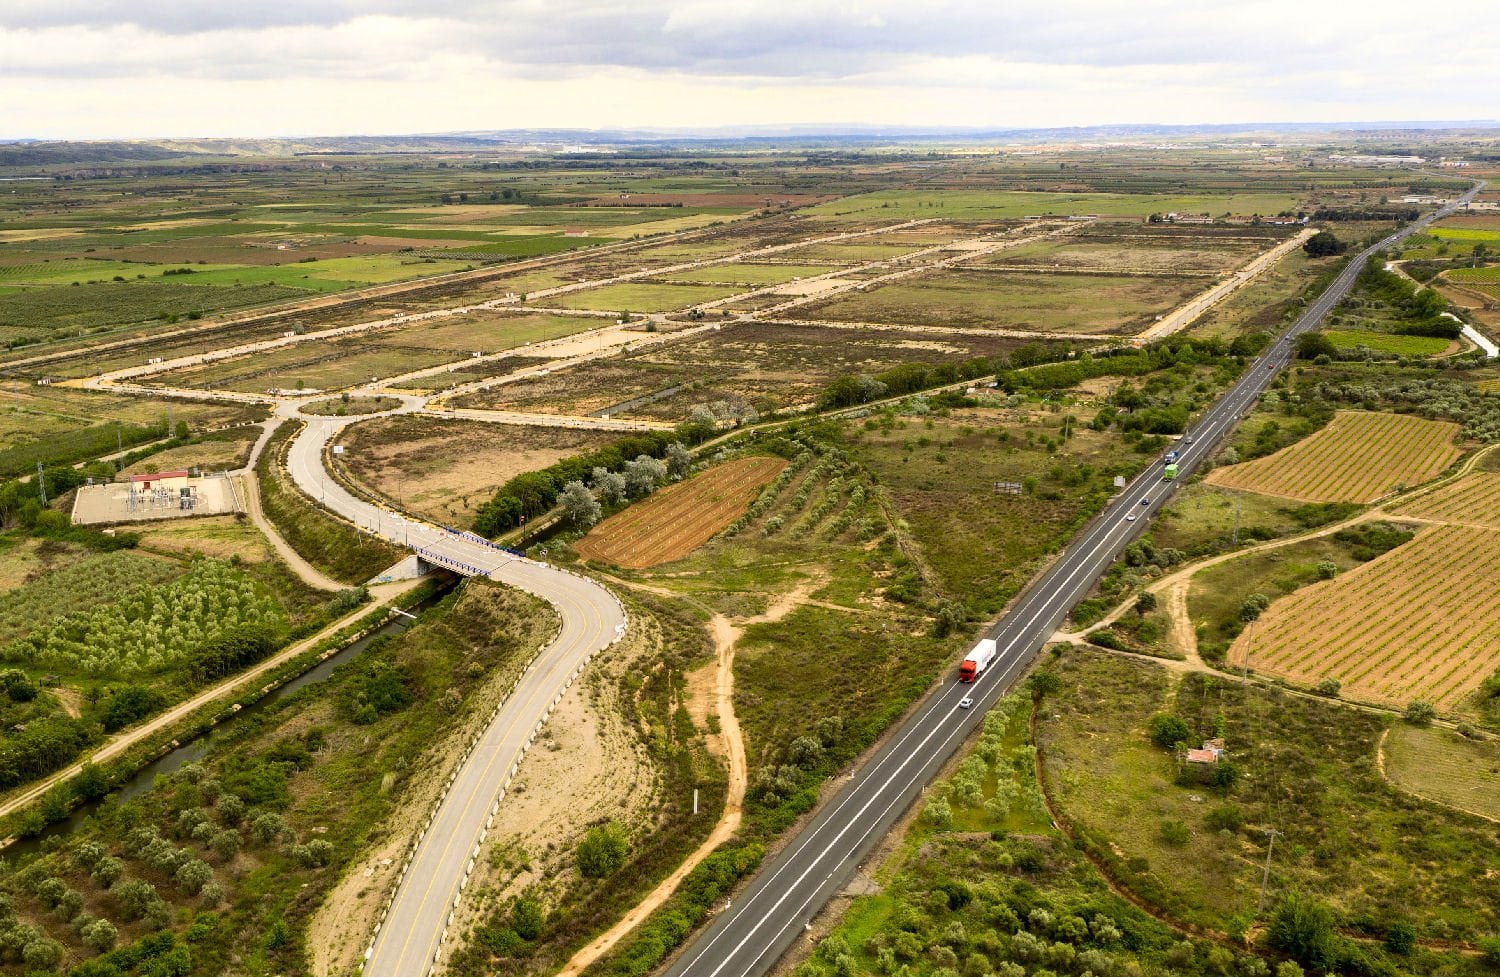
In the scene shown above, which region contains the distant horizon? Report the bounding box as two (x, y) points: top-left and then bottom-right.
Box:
(4, 118), (1500, 148)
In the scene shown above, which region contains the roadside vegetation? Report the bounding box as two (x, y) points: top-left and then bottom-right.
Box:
(255, 422), (403, 584)
(0, 578), (555, 976)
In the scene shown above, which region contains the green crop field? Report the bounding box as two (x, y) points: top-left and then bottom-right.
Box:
(1432, 226), (1500, 244)
(1323, 329), (1452, 356)
(1446, 265), (1500, 283)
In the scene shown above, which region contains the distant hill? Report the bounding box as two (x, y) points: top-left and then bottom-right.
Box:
(0, 141), (191, 167)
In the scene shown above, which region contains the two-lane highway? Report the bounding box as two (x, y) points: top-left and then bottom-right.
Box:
(664, 183), (1485, 977)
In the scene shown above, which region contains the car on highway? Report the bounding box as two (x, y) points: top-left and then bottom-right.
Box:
(1140, 497), (1150, 506)
(1125, 513), (1138, 521)
(958, 697), (975, 709)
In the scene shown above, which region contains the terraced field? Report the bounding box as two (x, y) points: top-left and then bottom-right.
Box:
(1205, 410), (1461, 502)
(1391, 472), (1500, 527)
(575, 456), (787, 567)
(1229, 524), (1500, 710)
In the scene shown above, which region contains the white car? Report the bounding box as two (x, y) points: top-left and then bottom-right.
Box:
(1125, 513), (1138, 522)
(959, 697), (975, 710)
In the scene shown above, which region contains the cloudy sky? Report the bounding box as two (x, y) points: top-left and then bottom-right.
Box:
(1, 0), (1494, 140)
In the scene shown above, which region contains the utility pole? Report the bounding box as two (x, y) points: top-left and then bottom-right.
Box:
(1231, 492), (1242, 547)
(1257, 827), (1282, 915)
(1242, 618), (1255, 682)
(36, 461), (46, 505)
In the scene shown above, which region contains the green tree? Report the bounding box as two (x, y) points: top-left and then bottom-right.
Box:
(558, 480), (602, 527)
(1148, 714), (1192, 750)
(1240, 593), (1271, 622)
(1135, 591), (1158, 616)
(1385, 921), (1416, 956)
(1303, 231), (1346, 257)
(1293, 333), (1337, 360)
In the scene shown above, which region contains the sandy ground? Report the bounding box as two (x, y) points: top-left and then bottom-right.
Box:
(772, 277), (858, 296)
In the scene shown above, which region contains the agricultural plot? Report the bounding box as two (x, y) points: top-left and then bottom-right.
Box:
(531, 281), (741, 314)
(797, 268), (1207, 335)
(1390, 471), (1500, 527)
(151, 311), (600, 393)
(0, 280), (311, 346)
(1432, 226), (1500, 245)
(1323, 329), (1453, 356)
(1205, 411), (1461, 502)
(972, 234), (1264, 276)
(657, 263), (840, 286)
(800, 189), (1303, 222)
(118, 428), (260, 476)
(575, 456), (788, 567)
(0, 551), (182, 647)
(2, 558), (285, 679)
(1447, 266), (1500, 285)
(1228, 524), (1500, 710)
(455, 321), (1025, 420)
(338, 416), (621, 525)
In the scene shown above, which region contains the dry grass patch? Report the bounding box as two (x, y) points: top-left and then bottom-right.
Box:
(1384, 724), (1500, 822)
(338, 415), (620, 525)
(1228, 524), (1500, 710)
(1205, 411), (1461, 502)
(576, 457), (788, 568)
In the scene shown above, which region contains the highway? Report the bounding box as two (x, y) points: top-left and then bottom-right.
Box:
(281, 410), (628, 977)
(663, 183), (1486, 977)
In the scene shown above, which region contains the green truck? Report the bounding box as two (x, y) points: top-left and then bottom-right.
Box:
(1163, 462), (1179, 481)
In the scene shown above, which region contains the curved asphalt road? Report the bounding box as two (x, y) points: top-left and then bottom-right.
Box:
(664, 184), (1486, 977)
(282, 409), (627, 977)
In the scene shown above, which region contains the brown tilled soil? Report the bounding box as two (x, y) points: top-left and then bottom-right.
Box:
(576, 456), (788, 568)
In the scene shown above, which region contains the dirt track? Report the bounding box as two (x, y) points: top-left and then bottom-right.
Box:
(556, 573), (828, 976)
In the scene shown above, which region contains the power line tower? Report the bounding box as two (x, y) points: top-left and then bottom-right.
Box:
(36, 461), (46, 506)
(1256, 827), (1282, 915)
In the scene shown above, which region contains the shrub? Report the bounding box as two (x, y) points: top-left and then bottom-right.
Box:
(512, 897), (544, 941)
(1160, 820), (1190, 846)
(1266, 892), (1340, 970)
(1403, 700), (1436, 726)
(1384, 921), (1416, 956)
(1313, 678), (1341, 698)
(1204, 804), (1244, 833)
(577, 821), (629, 878)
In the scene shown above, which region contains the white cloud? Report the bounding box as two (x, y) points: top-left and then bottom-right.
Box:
(0, 0), (1494, 138)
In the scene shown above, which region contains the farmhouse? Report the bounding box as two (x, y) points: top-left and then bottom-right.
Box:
(1184, 738), (1226, 765)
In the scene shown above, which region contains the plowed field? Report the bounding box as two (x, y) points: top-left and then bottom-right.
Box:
(1391, 472), (1500, 528)
(576, 456), (787, 568)
(1229, 524), (1500, 710)
(1205, 411), (1460, 502)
